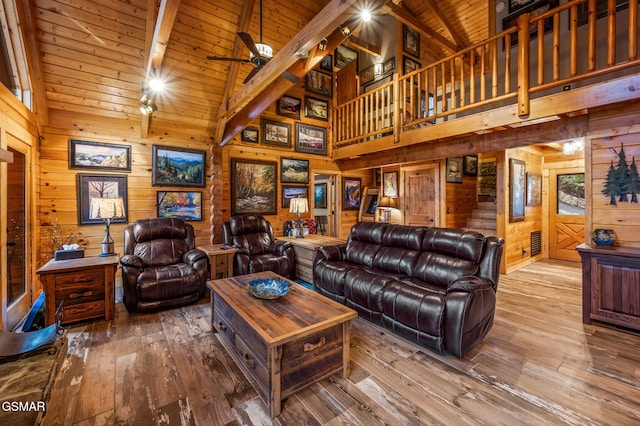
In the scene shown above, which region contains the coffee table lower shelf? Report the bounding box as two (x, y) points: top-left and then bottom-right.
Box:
(208, 272), (357, 417)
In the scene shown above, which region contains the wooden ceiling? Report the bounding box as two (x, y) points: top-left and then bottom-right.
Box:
(24, 0), (490, 140)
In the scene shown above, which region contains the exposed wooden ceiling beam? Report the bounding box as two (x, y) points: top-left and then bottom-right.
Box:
(346, 35), (381, 57)
(422, 0), (467, 49)
(382, 2), (461, 53)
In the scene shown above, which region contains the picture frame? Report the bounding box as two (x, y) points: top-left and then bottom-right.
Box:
(152, 145), (206, 187)
(342, 177), (362, 210)
(526, 172), (542, 206)
(157, 191), (202, 221)
(314, 183), (327, 208)
(403, 56), (422, 74)
(383, 56), (396, 74)
(446, 157), (463, 183)
(508, 0), (535, 14)
(230, 158), (277, 216)
(334, 44), (358, 69)
(280, 158), (309, 184)
(282, 185), (308, 209)
(276, 95), (301, 120)
(575, 0), (631, 27)
(306, 69), (333, 98)
(402, 24), (420, 58)
(69, 139), (131, 172)
(503, 0), (558, 47)
(361, 65), (375, 85)
(241, 127), (259, 143)
(77, 173), (128, 225)
(295, 123), (327, 155)
(320, 54), (333, 72)
(304, 96), (328, 121)
(509, 158), (526, 222)
(383, 171), (398, 197)
(261, 118), (291, 148)
(463, 155), (479, 176)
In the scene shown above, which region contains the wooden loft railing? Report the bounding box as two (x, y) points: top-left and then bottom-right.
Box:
(333, 0), (640, 155)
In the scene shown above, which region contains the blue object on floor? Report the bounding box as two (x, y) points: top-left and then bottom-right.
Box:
(295, 279), (313, 289)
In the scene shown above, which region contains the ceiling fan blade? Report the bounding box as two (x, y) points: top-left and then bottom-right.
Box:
(237, 31), (263, 59)
(280, 71), (299, 83)
(243, 66), (261, 83)
(206, 55), (252, 63)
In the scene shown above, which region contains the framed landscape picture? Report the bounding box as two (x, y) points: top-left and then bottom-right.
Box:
(295, 123), (327, 155)
(306, 69), (333, 98)
(509, 158), (526, 222)
(314, 183), (327, 208)
(403, 56), (422, 74)
(276, 95), (301, 120)
(320, 54), (333, 72)
(69, 139), (131, 172)
(527, 172), (542, 206)
(383, 171), (398, 197)
(446, 157), (463, 183)
(241, 127), (259, 143)
(463, 155), (478, 176)
(261, 118), (291, 148)
(77, 174), (128, 225)
(402, 24), (420, 58)
(280, 158), (309, 184)
(304, 96), (328, 121)
(334, 44), (358, 69)
(157, 191), (202, 221)
(342, 177), (362, 210)
(282, 185), (308, 209)
(230, 158), (277, 216)
(152, 145), (206, 187)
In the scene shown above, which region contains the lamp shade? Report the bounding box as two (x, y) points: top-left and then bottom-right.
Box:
(378, 196), (397, 209)
(289, 197), (309, 214)
(90, 197), (125, 220)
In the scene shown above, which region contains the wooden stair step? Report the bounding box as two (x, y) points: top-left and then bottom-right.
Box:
(466, 218), (496, 229)
(473, 210), (497, 220)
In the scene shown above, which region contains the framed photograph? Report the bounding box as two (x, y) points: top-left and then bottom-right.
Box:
(314, 183), (327, 208)
(152, 145), (206, 187)
(403, 56), (422, 74)
(320, 54), (333, 72)
(282, 185), (308, 209)
(69, 139), (131, 172)
(261, 118), (291, 148)
(276, 95), (301, 120)
(230, 158), (277, 216)
(527, 172), (542, 206)
(306, 69), (333, 98)
(334, 44), (358, 69)
(503, 0), (558, 47)
(508, 0), (535, 14)
(575, 0), (632, 27)
(361, 65), (375, 85)
(446, 157), (463, 183)
(383, 56), (396, 74)
(295, 123), (327, 155)
(510, 158), (526, 222)
(342, 177), (362, 211)
(77, 174), (128, 225)
(463, 155), (478, 176)
(402, 24), (420, 58)
(383, 171), (398, 197)
(241, 127), (259, 143)
(304, 96), (328, 121)
(280, 158), (309, 184)
(157, 191), (202, 221)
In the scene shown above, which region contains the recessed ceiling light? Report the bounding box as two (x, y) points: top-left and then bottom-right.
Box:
(361, 9), (372, 23)
(148, 78), (164, 92)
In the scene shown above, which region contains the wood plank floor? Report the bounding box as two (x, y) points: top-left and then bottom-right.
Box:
(41, 260), (640, 425)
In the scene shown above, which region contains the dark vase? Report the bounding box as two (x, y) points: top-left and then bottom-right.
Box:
(592, 228), (616, 246)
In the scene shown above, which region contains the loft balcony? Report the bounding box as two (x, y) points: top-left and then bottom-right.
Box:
(332, 0), (640, 162)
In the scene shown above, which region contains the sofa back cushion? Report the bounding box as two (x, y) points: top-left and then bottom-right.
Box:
(228, 215), (274, 255)
(372, 225), (426, 276)
(345, 222), (387, 266)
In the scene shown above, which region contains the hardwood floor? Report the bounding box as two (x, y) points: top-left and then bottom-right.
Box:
(42, 260), (640, 425)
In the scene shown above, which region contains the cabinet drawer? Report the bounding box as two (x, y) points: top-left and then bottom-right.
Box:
(282, 324), (343, 362)
(214, 294), (268, 356)
(54, 269), (104, 286)
(232, 333), (269, 397)
(64, 300), (105, 323)
(55, 279), (105, 305)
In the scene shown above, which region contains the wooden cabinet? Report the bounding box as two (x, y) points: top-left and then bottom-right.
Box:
(279, 235), (344, 284)
(37, 256), (119, 326)
(197, 244), (237, 279)
(577, 244), (640, 331)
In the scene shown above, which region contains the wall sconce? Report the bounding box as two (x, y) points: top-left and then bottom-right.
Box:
(139, 94), (158, 115)
(374, 63), (383, 77)
(318, 38), (328, 51)
(339, 24), (351, 36)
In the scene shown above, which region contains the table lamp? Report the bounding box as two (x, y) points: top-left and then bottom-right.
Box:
(378, 196), (397, 223)
(289, 197), (308, 238)
(90, 197), (125, 256)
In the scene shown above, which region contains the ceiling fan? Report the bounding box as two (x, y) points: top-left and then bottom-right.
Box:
(206, 0), (273, 83)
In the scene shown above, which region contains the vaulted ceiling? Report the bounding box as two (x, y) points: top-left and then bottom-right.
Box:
(22, 0), (490, 141)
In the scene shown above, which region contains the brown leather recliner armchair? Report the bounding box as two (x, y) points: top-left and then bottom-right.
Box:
(121, 218), (209, 313)
(222, 215), (295, 278)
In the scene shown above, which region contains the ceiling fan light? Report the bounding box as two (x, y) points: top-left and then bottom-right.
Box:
(250, 43), (273, 60)
(140, 103), (157, 115)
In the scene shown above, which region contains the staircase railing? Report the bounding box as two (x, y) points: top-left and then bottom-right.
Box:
(333, 0), (640, 149)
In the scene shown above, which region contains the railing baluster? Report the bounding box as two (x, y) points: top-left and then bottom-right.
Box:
(607, 0), (616, 66)
(491, 39), (498, 98)
(470, 49), (476, 105)
(629, 0), (638, 60)
(480, 44), (486, 102)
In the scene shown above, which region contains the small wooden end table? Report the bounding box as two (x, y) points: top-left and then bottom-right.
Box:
(279, 235), (345, 284)
(208, 271), (357, 417)
(197, 244), (238, 280)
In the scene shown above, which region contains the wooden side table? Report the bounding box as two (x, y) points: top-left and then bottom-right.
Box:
(197, 244), (238, 279)
(279, 235), (345, 284)
(36, 255), (119, 326)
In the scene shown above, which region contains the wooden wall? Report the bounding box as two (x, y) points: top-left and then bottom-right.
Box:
(445, 162), (478, 229)
(587, 104), (640, 248)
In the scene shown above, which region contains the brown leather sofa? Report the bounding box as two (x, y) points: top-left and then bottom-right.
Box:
(313, 222), (504, 358)
(121, 218), (209, 313)
(222, 215), (295, 278)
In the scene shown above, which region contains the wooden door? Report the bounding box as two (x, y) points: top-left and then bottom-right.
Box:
(549, 168), (585, 262)
(335, 60), (358, 106)
(403, 165), (439, 226)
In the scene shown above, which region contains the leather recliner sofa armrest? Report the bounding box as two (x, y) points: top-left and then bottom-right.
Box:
(269, 239), (292, 255)
(120, 254), (144, 269)
(183, 248), (207, 264)
(315, 244), (346, 262)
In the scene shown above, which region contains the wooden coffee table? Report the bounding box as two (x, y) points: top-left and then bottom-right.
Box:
(207, 271), (357, 417)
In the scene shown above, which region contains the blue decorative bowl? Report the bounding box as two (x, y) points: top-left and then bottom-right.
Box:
(593, 228), (616, 246)
(247, 278), (291, 299)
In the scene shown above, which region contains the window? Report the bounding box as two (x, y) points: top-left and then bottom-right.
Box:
(557, 173), (585, 215)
